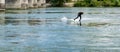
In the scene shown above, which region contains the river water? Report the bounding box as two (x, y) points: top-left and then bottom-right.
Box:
(0, 7), (120, 52)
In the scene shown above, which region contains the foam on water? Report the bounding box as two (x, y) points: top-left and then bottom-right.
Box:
(60, 17), (111, 27)
(61, 17), (94, 22)
(61, 17), (79, 25)
(61, 17), (68, 23)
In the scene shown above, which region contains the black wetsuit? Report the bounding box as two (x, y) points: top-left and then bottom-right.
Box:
(74, 12), (83, 22)
(74, 12), (83, 26)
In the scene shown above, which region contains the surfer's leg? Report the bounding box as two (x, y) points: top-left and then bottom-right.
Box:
(80, 22), (81, 26)
(79, 18), (81, 26)
(79, 15), (82, 26)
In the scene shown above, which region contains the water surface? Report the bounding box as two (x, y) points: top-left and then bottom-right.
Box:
(0, 7), (120, 52)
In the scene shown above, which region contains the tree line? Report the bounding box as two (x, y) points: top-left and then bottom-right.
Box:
(74, 0), (120, 7)
(50, 0), (120, 7)
(50, 0), (71, 7)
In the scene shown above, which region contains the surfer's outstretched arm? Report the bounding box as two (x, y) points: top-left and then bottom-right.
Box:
(74, 16), (79, 20)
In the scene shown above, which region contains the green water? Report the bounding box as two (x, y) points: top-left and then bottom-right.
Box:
(0, 7), (120, 52)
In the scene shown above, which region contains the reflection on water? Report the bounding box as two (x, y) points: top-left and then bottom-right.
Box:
(3, 17), (60, 25)
(0, 8), (120, 52)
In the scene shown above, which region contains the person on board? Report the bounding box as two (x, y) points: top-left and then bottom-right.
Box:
(74, 12), (84, 26)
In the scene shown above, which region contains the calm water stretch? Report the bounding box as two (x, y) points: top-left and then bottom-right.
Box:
(0, 7), (120, 52)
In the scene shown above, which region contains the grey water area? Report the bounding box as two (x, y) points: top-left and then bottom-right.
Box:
(0, 7), (120, 52)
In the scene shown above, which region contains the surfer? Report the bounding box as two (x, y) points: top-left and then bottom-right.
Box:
(74, 12), (83, 26)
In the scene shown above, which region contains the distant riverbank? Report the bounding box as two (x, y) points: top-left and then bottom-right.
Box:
(49, 0), (120, 7)
(74, 0), (120, 7)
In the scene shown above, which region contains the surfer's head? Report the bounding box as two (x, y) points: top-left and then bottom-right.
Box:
(78, 12), (83, 16)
